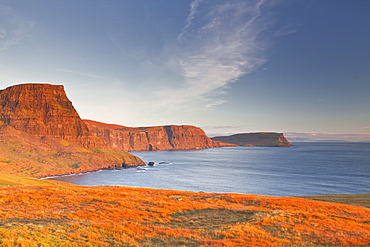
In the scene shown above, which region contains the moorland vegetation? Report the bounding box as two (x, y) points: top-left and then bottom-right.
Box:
(0, 83), (368, 246)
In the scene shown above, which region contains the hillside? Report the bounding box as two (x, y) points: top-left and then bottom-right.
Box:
(0, 83), (144, 177)
(0, 124), (144, 178)
(212, 132), (292, 147)
(0, 83), (368, 247)
(84, 120), (235, 151)
(0, 185), (368, 246)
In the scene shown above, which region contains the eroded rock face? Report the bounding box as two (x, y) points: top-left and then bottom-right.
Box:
(0, 83), (107, 148)
(84, 120), (234, 151)
(0, 83), (145, 175)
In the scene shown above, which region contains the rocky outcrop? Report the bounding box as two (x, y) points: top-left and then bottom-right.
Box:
(211, 132), (292, 147)
(0, 83), (145, 176)
(0, 83), (107, 149)
(84, 120), (235, 151)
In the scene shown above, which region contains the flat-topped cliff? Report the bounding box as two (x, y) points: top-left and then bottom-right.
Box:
(84, 120), (235, 151)
(0, 84), (106, 149)
(0, 83), (144, 176)
(211, 132), (291, 147)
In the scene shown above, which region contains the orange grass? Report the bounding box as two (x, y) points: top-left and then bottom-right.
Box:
(0, 185), (368, 246)
(0, 125), (144, 178)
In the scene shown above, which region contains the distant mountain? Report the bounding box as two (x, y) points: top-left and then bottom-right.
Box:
(211, 132), (291, 147)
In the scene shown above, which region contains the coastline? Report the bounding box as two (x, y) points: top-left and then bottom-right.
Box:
(43, 170), (370, 209)
(44, 142), (369, 196)
(38, 165), (139, 180)
(5, 169), (370, 209)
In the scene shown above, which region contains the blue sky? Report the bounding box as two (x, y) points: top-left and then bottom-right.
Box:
(0, 0), (369, 141)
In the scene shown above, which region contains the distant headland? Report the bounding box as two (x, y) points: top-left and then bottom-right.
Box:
(211, 132), (292, 147)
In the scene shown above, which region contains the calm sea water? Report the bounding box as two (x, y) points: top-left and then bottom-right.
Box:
(48, 142), (370, 196)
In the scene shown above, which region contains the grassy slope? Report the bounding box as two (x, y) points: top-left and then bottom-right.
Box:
(0, 174), (68, 187)
(0, 184), (368, 246)
(0, 125), (144, 178)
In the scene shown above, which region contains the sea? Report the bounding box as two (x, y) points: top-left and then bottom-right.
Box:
(47, 142), (370, 196)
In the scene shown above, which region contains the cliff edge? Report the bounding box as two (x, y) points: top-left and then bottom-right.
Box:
(84, 120), (235, 151)
(0, 83), (105, 149)
(0, 83), (144, 177)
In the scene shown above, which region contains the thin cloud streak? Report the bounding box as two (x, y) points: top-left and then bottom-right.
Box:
(178, 0), (204, 40)
(0, 5), (34, 52)
(154, 0), (269, 111)
(203, 125), (243, 129)
(56, 69), (106, 80)
(273, 24), (300, 37)
(285, 132), (370, 142)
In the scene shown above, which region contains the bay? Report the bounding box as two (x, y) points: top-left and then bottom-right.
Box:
(48, 142), (370, 196)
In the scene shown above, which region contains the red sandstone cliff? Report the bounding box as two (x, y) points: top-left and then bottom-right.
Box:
(0, 83), (144, 176)
(84, 120), (235, 151)
(0, 84), (106, 149)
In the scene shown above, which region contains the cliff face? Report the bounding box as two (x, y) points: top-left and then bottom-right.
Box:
(84, 120), (234, 151)
(0, 84), (106, 149)
(0, 83), (144, 176)
(211, 132), (292, 147)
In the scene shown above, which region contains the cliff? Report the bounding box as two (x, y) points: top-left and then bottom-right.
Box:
(0, 83), (107, 149)
(211, 132), (292, 147)
(84, 120), (235, 151)
(0, 83), (144, 176)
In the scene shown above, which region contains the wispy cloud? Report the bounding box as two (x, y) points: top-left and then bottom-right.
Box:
(0, 5), (35, 52)
(273, 24), (300, 37)
(203, 125), (243, 130)
(56, 69), (106, 80)
(285, 132), (370, 142)
(178, 0), (204, 40)
(154, 0), (270, 110)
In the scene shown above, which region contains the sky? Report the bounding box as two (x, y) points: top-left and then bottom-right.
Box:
(0, 0), (369, 142)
